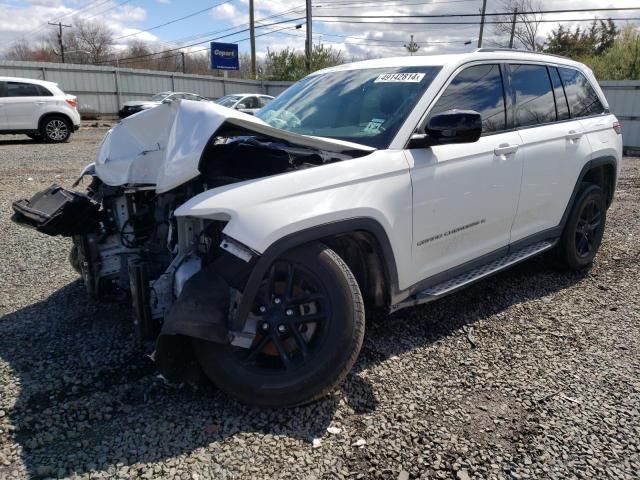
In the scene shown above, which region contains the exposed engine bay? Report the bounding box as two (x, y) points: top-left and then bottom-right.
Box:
(11, 103), (370, 381)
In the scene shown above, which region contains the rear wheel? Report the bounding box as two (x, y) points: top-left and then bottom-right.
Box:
(555, 183), (606, 270)
(41, 116), (71, 143)
(193, 242), (365, 407)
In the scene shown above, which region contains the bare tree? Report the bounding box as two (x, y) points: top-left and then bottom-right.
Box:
(493, 0), (543, 51)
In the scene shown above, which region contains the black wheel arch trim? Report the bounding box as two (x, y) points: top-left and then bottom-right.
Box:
(230, 217), (399, 331)
(38, 112), (73, 132)
(560, 155), (617, 225)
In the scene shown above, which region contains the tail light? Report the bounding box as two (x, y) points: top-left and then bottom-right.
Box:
(613, 121), (622, 134)
(66, 96), (77, 109)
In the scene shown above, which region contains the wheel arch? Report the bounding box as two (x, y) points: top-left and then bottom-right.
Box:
(561, 156), (617, 229)
(230, 218), (399, 331)
(38, 112), (73, 132)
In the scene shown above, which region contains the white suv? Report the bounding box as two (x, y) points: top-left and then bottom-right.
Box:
(12, 50), (622, 407)
(0, 76), (81, 142)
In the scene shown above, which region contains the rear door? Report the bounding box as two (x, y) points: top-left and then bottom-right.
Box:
(3, 81), (51, 130)
(405, 63), (524, 284)
(509, 64), (593, 242)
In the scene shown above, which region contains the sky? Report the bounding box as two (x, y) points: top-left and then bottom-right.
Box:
(0, 0), (638, 62)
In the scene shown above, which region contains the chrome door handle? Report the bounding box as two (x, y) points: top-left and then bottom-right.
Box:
(566, 130), (583, 140)
(494, 144), (519, 156)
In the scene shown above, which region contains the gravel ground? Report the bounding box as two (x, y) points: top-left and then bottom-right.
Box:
(0, 127), (638, 480)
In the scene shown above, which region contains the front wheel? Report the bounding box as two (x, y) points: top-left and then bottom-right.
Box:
(555, 183), (606, 270)
(193, 242), (365, 407)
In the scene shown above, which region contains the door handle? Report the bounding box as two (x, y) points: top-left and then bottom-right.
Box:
(494, 144), (519, 156)
(34, 101), (46, 105)
(565, 130), (583, 140)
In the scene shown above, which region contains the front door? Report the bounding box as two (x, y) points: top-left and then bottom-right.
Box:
(406, 63), (523, 286)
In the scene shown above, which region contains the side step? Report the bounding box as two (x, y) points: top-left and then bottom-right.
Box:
(404, 240), (555, 307)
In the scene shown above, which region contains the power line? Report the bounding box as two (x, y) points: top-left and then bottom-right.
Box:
(97, 16), (306, 64)
(314, 6), (640, 18)
(316, 16), (640, 25)
(114, 0), (236, 41)
(83, 0), (137, 22)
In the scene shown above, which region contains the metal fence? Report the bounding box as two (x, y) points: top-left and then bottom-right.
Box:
(0, 60), (293, 116)
(600, 81), (640, 151)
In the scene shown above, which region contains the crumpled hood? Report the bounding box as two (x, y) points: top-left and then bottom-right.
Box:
(95, 99), (375, 193)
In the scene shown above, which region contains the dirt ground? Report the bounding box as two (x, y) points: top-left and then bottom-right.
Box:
(0, 127), (638, 479)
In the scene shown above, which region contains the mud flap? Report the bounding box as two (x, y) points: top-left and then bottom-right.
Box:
(154, 267), (231, 382)
(11, 184), (99, 236)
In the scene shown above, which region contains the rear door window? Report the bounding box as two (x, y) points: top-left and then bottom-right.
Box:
(7, 81), (43, 97)
(429, 64), (507, 134)
(548, 67), (570, 121)
(558, 67), (605, 118)
(509, 64), (556, 127)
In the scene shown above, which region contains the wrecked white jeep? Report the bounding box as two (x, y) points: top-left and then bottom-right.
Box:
(12, 51), (621, 406)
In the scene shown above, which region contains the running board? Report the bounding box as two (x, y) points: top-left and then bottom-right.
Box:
(395, 240), (555, 310)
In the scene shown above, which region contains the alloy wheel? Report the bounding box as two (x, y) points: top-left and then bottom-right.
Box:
(45, 119), (69, 141)
(575, 199), (602, 258)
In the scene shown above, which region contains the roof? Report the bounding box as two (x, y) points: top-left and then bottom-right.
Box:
(315, 49), (585, 75)
(0, 76), (58, 86)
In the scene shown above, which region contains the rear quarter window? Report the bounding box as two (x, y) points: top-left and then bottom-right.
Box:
(558, 67), (605, 118)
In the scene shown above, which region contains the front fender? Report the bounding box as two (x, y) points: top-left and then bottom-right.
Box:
(174, 149), (412, 275)
(175, 149), (413, 330)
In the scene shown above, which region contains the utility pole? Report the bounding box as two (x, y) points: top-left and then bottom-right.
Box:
(305, 0), (312, 72)
(181, 51), (186, 74)
(48, 21), (72, 63)
(477, 0), (487, 48)
(404, 34), (420, 56)
(249, 0), (257, 79)
(509, 8), (518, 49)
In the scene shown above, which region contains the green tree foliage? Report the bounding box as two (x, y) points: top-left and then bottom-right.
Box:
(264, 44), (344, 81)
(543, 19), (618, 57)
(581, 26), (640, 80)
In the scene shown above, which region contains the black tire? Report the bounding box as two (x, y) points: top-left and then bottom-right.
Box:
(41, 115), (71, 143)
(555, 183), (606, 270)
(193, 242), (365, 407)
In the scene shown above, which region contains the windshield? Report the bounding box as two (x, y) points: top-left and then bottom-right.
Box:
(256, 66), (441, 148)
(216, 95), (242, 107)
(151, 93), (171, 101)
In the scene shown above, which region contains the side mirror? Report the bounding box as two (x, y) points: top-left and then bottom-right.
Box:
(236, 103), (247, 110)
(410, 109), (482, 148)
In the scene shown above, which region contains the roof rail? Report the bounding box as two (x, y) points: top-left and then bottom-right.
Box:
(475, 48), (570, 60)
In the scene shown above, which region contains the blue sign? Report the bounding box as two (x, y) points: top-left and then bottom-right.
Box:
(210, 42), (239, 70)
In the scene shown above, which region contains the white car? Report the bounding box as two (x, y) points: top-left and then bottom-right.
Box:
(0, 76), (80, 142)
(215, 93), (274, 115)
(119, 91), (211, 118)
(12, 50), (622, 407)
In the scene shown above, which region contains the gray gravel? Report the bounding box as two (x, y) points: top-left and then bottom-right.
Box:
(0, 127), (639, 480)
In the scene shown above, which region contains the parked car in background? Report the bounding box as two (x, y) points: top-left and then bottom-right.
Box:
(215, 93), (274, 115)
(0, 76), (80, 142)
(118, 91), (211, 118)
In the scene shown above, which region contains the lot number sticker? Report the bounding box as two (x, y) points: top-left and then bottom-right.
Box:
(375, 72), (425, 83)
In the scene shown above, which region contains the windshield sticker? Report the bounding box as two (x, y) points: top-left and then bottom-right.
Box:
(364, 118), (385, 133)
(374, 72), (425, 83)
